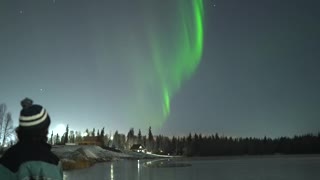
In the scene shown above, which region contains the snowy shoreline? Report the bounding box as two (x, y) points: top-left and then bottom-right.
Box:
(52, 145), (173, 170)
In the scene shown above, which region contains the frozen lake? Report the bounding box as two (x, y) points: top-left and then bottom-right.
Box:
(64, 155), (320, 180)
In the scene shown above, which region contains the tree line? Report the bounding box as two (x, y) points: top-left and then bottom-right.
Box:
(48, 125), (320, 156)
(1, 102), (319, 156)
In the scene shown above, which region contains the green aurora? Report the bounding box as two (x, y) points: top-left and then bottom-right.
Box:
(94, 0), (206, 129)
(133, 0), (205, 128)
(151, 0), (204, 117)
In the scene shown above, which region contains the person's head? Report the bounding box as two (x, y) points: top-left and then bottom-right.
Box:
(16, 98), (51, 143)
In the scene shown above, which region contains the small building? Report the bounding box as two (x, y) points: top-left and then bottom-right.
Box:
(65, 143), (77, 146)
(130, 144), (146, 153)
(78, 136), (103, 146)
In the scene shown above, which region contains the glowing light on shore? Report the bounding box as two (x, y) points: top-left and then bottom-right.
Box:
(52, 124), (66, 136)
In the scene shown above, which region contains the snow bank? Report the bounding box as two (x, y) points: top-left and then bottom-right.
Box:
(52, 145), (165, 170)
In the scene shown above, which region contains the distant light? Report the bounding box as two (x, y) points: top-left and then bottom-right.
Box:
(82, 132), (88, 137)
(53, 124), (66, 136)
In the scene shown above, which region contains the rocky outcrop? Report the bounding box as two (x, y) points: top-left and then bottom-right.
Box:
(52, 146), (114, 170)
(52, 145), (166, 170)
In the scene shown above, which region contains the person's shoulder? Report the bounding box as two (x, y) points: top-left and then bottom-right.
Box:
(0, 143), (29, 172)
(0, 164), (15, 180)
(1, 142), (60, 172)
(0, 161), (63, 180)
(38, 143), (60, 165)
(17, 161), (63, 180)
(18, 141), (60, 165)
(0, 144), (19, 163)
(45, 149), (60, 165)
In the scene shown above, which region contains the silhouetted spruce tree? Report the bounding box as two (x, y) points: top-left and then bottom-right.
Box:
(162, 136), (171, 154)
(100, 127), (105, 146)
(142, 135), (147, 147)
(100, 127), (105, 137)
(92, 128), (95, 137)
(184, 133), (193, 156)
(74, 131), (81, 143)
(85, 129), (89, 137)
(137, 129), (142, 144)
(69, 130), (75, 143)
(49, 131), (53, 145)
(55, 133), (60, 144)
(64, 124), (69, 144)
(193, 133), (199, 155)
(126, 128), (135, 149)
(119, 133), (126, 149)
(113, 130), (120, 148)
(171, 136), (178, 155)
(154, 135), (160, 153)
(147, 126), (154, 152)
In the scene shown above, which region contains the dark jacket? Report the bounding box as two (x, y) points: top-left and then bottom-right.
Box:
(0, 141), (63, 180)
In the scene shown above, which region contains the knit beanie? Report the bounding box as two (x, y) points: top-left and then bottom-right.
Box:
(19, 98), (51, 131)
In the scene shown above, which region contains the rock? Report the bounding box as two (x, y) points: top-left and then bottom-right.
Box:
(60, 158), (93, 171)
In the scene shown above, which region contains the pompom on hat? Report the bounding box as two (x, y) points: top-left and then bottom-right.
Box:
(19, 98), (51, 131)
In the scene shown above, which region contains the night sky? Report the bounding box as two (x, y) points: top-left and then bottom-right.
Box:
(1, 0), (319, 138)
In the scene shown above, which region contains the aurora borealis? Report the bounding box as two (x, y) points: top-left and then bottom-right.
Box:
(149, 0), (204, 118)
(130, 0), (205, 127)
(1, 0), (320, 138)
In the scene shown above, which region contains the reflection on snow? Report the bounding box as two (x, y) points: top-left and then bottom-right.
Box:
(137, 160), (140, 179)
(110, 163), (114, 180)
(144, 159), (191, 168)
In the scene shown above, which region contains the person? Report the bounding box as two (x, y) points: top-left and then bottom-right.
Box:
(0, 98), (63, 180)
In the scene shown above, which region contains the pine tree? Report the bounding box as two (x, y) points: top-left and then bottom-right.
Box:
(100, 127), (105, 137)
(69, 130), (75, 143)
(50, 131), (53, 145)
(92, 128), (95, 137)
(126, 128), (135, 149)
(147, 126), (154, 152)
(55, 133), (60, 144)
(85, 129), (89, 137)
(113, 130), (119, 148)
(100, 127), (106, 147)
(138, 129), (142, 144)
(64, 124), (69, 144)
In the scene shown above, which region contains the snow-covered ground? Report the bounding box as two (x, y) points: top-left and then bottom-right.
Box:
(52, 145), (170, 170)
(52, 145), (130, 160)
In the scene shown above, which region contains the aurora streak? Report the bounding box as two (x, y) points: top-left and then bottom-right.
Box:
(144, 0), (205, 127)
